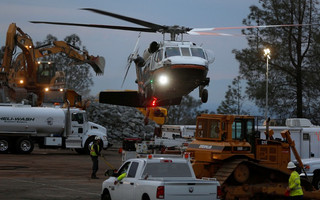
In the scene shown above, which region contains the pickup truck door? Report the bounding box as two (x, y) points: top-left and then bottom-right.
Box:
(118, 161), (139, 200)
(109, 161), (132, 199)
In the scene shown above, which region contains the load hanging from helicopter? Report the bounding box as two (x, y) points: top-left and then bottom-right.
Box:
(30, 8), (316, 108)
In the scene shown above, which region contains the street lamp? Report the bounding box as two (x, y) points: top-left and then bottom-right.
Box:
(264, 48), (271, 138)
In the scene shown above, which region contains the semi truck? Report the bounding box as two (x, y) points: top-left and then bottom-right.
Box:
(0, 104), (108, 154)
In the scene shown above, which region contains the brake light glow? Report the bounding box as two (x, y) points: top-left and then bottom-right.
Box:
(148, 154), (153, 159)
(151, 97), (157, 107)
(156, 186), (164, 199)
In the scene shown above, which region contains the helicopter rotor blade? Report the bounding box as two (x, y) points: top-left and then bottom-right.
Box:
(81, 8), (165, 31)
(189, 23), (319, 34)
(188, 32), (246, 37)
(121, 60), (132, 88)
(121, 33), (141, 88)
(30, 21), (157, 33)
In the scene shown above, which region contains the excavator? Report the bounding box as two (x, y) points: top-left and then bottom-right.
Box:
(186, 114), (320, 199)
(0, 23), (105, 106)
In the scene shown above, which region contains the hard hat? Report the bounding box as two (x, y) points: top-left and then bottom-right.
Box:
(287, 161), (296, 169)
(95, 136), (101, 140)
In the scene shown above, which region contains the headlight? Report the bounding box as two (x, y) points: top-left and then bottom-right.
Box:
(158, 75), (169, 85)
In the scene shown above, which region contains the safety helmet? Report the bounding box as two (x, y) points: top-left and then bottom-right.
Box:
(287, 161), (296, 169)
(95, 136), (101, 140)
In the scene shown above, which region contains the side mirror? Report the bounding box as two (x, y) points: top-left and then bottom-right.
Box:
(105, 169), (117, 177)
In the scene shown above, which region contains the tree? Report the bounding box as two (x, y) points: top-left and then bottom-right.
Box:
(0, 46), (5, 65)
(217, 76), (249, 115)
(36, 34), (94, 96)
(166, 95), (210, 125)
(233, 0), (320, 122)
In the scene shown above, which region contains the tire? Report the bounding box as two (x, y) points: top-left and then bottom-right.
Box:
(0, 137), (10, 154)
(101, 190), (111, 200)
(313, 174), (320, 189)
(142, 194), (150, 200)
(84, 137), (95, 155)
(15, 137), (34, 154)
(201, 89), (208, 103)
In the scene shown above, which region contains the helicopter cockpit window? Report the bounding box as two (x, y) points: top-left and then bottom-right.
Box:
(181, 47), (191, 56)
(165, 47), (180, 58)
(191, 48), (205, 59)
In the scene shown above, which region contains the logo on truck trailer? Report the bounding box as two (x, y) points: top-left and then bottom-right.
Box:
(0, 117), (35, 123)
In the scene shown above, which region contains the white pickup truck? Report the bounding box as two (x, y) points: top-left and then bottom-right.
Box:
(101, 154), (221, 200)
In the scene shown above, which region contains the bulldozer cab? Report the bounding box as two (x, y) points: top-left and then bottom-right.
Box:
(195, 114), (255, 143)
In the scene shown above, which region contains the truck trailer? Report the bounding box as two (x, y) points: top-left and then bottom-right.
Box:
(0, 104), (108, 154)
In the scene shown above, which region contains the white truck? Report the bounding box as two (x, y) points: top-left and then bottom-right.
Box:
(0, 104), (108, 154)
(101, 154), (221, 200)
(259, 118), (320, 189)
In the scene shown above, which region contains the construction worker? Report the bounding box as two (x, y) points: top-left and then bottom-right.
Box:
(90, 136), (101, 179)
(287, 161), (303, 199)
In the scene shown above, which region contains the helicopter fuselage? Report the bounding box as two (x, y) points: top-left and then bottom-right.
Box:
(137, 40), (211, 106)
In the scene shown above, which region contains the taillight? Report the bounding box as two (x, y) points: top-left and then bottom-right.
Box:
(156, 186), (164, 199)
(217, 186), (222, 199)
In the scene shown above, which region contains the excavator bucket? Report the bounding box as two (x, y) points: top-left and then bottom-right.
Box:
(87, 56), (105, 75)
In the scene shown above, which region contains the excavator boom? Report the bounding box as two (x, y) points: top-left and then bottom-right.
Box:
(1, 23), (105, 105)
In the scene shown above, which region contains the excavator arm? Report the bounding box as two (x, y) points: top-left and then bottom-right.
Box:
(34, 41), (105, 75)
(1, 23), (105, 106)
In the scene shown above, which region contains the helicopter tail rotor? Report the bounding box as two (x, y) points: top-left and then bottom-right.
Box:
(121, 33), (141, 88)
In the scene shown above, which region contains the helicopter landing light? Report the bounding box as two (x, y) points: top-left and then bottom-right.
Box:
(158, 75), (169, 85)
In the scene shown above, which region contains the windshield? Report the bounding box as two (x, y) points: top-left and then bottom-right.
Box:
(142, 162), (192, 178)
(164, 46), (206, 59)
(191, 48), (205, 59)
(165, 47), (180, 58)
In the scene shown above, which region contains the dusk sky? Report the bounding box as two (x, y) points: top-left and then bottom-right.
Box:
(0, 0), (260, 112)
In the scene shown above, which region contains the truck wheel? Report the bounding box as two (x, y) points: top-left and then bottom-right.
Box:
(84, 137), (95, 155)
(142, 194), (150, 200)
(313, 174), (320, 189)
(0, 137), (10, 154)
(15, 137), (34, 154)
(101, 190), (111, 200)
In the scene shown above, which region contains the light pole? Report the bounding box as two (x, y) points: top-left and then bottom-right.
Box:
(264, 48), (271, 139)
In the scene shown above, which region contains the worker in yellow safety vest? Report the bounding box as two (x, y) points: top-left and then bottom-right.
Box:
(90, 136), (101, 179)
(287, 161), (303, 199)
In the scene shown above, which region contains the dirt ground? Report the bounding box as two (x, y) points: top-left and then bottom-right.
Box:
(0, 147), (122, 200)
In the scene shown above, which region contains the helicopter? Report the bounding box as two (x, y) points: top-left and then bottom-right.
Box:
(30, 8), (315, 107)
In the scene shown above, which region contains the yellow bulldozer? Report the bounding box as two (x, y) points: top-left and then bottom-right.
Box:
(186, 114), (320, 199)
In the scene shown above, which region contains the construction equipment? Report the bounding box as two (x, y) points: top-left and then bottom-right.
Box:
(1, 23), (105, 105)
(186, 114), (320, 199)
(136, 107), (167, 125)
